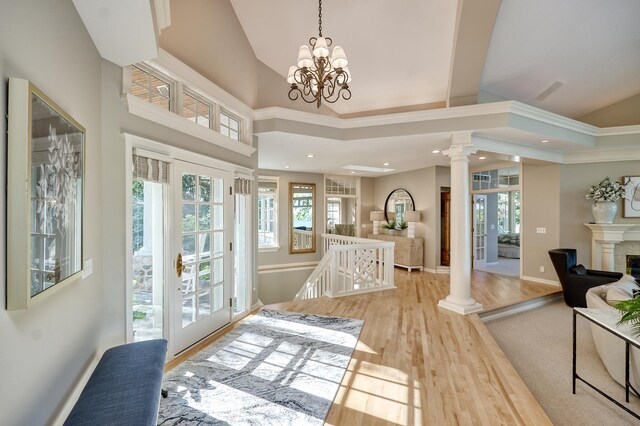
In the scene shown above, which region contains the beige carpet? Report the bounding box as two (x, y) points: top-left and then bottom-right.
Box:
(486, 300), (640, 425)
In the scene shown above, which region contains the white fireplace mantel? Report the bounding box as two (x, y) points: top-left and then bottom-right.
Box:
(584, 224), (640, 271)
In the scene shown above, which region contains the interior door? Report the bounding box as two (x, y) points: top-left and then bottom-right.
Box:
(172, 160), (232, 354)
(473, 194), (487, 267)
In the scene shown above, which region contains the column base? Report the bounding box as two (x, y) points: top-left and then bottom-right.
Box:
(438, 296), (484, 315)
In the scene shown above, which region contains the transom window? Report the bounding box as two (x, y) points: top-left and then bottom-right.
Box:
(472, 167), (519, 191)
(183, 91), (212, 129)
(131, 65), (172, 111)
(127, 61), (250, 147)
(220, 111), (240, 141)
(258, 178), (278, 249)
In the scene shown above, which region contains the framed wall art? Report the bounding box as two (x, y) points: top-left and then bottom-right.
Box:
(624, 176), (640, 218)
(7, 78), (85, 310)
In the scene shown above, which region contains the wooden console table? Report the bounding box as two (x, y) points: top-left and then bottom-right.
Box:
(368, 234), (423, 271)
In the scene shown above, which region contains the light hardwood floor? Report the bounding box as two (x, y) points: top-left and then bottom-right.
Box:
(276, 269), (559, 425)
(169, 269), (560, 425)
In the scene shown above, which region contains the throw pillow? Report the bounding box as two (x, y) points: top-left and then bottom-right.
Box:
(571, 264), (587, 275)
(605, 276), (640, 307)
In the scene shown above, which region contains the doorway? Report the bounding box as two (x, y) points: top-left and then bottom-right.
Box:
(172, 160), (233, 354)
(471, 166), (521, 277)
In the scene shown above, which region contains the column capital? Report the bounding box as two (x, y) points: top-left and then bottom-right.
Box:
(443, 143), (477, 159)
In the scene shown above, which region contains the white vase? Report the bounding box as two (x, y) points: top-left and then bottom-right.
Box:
(592, 201), (617, 224)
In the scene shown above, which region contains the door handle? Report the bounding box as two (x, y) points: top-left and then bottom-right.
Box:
(176, 253), (187, 278)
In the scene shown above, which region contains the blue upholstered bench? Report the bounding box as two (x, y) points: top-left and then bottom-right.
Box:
(64, 339), (168, 426)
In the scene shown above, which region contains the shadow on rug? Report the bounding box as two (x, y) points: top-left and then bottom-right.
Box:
(158, 310), (363, 425)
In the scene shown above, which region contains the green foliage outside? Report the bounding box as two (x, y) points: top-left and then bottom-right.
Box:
(132, 180), (144, 253)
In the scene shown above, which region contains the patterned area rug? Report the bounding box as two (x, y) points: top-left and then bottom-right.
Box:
(158, 310), (363, 425)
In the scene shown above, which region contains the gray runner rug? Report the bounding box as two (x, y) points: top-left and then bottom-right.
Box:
(158, 309), (364, 425)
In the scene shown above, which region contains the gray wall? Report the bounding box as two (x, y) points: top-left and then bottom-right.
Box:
(372, 166), (451, 271)
(521, 163), (561, 281)
(559, 161), (640, 268)
(256, 169), (324, 304)
(159, 0), (258, 108)
(0, 1), (104, 424)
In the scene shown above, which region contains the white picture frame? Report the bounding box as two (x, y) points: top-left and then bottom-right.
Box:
(7, 78), (85, 310)
(623, 176), (640, 218)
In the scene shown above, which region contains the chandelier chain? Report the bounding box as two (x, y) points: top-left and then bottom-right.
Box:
(318, 0), (322, 36)
(288, 0), (351, 108)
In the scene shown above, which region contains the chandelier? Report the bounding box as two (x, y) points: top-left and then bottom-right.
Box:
(287, 0), (351, 108)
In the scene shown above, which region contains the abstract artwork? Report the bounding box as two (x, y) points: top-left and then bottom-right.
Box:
(624, 176), (640, 218)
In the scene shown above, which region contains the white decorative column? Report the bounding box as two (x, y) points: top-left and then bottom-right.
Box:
(584, 224), (637, 271)
(438, 133), (483, 315)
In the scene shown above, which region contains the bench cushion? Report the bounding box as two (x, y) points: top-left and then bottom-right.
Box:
(64, 339), (167, 426)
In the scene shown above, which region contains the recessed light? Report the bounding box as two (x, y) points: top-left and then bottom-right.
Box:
(284, 165), (290, 169)
(432, 149), (441, 154)
(306, 154), (314, 158)
(541, 139), (549, 143)
(478, 156), (486, 160)
(349, 171), (356, 174)
(383, 162), (390, 166)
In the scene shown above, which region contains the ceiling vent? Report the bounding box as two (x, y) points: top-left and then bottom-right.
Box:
(536, 81), (565, 101)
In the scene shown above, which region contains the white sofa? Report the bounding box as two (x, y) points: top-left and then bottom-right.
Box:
(585, 275), (640, 391)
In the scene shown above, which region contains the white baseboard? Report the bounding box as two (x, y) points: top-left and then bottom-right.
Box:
(422, 267), (436, 273)
(521, 275), (561, 286)
(436, 266), (450, 274)
(51, 350), (103, 426)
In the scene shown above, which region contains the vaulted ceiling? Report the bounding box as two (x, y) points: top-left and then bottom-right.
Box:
(230, 0), (640, 119)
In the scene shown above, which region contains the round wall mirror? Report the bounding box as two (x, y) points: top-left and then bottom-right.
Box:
(385, 188), (415, 223)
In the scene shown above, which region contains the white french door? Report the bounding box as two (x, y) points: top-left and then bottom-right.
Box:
(473, 194), (487, 267)
(172, 160), (233, 354)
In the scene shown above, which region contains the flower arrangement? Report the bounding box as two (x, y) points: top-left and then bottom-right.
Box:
(585, 177), (629, 203)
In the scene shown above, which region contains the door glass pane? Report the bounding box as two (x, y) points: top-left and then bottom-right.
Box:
(199, 176), (211, 202)
(213, 285), (223, 312)
(182, 264), (195, 294)
(213, 231), (223, 258)
(182, 204), (196, 232)
(199, 261), (211, 289)
(213, 178), (224, 203)
(198, 233), (211, 260)
(199, 291), (211, 318)
(182, 235), (196, 257)
(213, 257), (223, 284)
(182, 296), (195, 327)
(182, 173), (196, 201)
(131, 179), (164, 342)
(213, 205), (224, 230)
(198, 205), (211, 231)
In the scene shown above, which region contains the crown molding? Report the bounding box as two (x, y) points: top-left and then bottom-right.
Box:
(563, 147), (640, 164)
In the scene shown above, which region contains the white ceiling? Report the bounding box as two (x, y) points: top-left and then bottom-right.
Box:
(229, 0), (457, 115)
(258, 132), (452, 176)
(481, 0), (640, 119)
